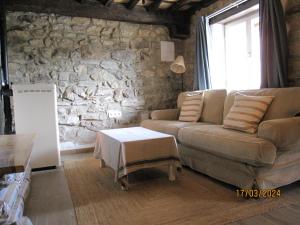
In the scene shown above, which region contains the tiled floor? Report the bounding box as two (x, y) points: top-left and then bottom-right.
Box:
(25, 169), (77, 225)
(25, 152), (300, 225)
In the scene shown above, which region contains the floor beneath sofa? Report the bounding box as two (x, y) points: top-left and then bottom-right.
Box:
(25, 152), (300, 225)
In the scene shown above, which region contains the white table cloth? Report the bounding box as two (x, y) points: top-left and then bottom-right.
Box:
(94, 127), (181, 182)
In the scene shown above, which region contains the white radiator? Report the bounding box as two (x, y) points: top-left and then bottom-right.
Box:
(12, 84), (60, 169)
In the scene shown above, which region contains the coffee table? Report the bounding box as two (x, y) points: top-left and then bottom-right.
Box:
(94, 127), (181, 190)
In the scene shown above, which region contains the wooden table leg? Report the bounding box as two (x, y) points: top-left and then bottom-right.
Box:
(99, 159), (105, 168)
(168, 164), (176, 181)
(119, 176), (129, 191)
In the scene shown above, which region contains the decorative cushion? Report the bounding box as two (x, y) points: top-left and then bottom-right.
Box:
(179, 93), (204, 122)
(223, 94), (274, 133)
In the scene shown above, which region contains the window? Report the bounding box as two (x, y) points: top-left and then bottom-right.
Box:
(209, 6), (260, 91)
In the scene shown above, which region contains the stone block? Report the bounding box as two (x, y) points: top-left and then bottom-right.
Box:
(29, 39), (45, 47)
(92, 18), (106, 26)
(87, 104), (105, 113)
(121, 98), (145, 107)
(71, 100), (89, 106)
(68, 106), (87, 115)
(73, 64), (87, 75)
(111, 50), (135, 64)
(63, 87), (76, 101)
(100, 69), (116, 82)
(57, 107), (67, 115)
(114, 89), (123, 102)
(49, 31), (63, 37)
(43, 37), (52, 47)
(81, 113), (100, 120)
(95, 87), (114, 96)
(59, 72), (70, 81)
(71, 17), (91, 26)
(132, 38), (150, 49)
(77, 81), (97, 87)
(57, 100), (72, 106)
(72, 25), (87, 33)
(120, 22), (139, 37)
(52, 24), (64, 31)
(76, 128), (96, 144)
(122, 89), (134, 98)
(91, 121), (105, 129)
(52, 48), (70, 58)
(100, 60), (119, 72)
(59, 115), (80, 126)
(64, 32), (77, 39)
(57, 16), (71, 24)
(102, 40), (114, 47)
(87, 26), (100, 34)
(107, 102), (121, 111)
(59, 126), (79, 142)
(31, 28), (46, 38)
(8, 63), (19, 75)
(59, 38), (74, 48)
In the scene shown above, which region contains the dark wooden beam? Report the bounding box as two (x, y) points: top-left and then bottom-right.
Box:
(188, 0), (218, 14)
(7, 0), (190, 39)
(286, 3), (300, 16)
(126, 0), (140, 10)
(147, 0), (164, 11)
(7, 0), (172, 25)
(170, 0), (187, 11)
(103, 0), (113, 7)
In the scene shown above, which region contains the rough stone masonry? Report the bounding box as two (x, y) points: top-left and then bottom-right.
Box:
(6, 11), (182, 149)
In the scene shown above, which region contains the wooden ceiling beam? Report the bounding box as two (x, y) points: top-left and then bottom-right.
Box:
(103, 0), (113, 7)
(286, 2), (300, 15)
(169, 0), (187, 11)
(7, 0), (173, 25)
(188, 0), (218, 14)
(147, 0), (164, 11)
(7, 0), (191, 39)
(126, 0), (140, 10)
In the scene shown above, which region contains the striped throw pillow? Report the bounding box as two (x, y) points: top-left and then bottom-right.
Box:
(179, 93), (204, 122)
(223, 94), (274, 133)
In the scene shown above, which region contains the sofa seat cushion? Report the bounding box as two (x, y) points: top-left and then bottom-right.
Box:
(178, 125), (277, 166)
(141, 120), (207, 139)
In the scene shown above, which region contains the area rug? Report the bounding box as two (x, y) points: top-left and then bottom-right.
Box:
(64, 158), (292, 225)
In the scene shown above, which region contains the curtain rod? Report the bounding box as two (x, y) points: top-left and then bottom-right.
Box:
(206, 0), (250, 20)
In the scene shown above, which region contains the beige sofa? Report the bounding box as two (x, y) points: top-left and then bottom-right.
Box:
(141, 88), (300, 189)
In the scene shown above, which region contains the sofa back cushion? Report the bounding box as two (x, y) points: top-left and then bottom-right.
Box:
(224, 87), (300, 121)
(179, 93), (204, 122)
(177, 89), (227, 124)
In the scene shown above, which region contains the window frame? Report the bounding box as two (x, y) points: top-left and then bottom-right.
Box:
(224, 11), (259, 60)
(208, 8), (260, 90)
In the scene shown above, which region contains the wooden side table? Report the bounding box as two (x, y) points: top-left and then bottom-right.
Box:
(0, 134), (35, 225)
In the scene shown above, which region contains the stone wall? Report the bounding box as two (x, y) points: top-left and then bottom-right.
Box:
(183, 0), (300, 90)
(7, 11), (183, 149)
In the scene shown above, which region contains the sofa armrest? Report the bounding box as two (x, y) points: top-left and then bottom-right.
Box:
(258, 117), (300, 151)
(151, 109), (179, 120)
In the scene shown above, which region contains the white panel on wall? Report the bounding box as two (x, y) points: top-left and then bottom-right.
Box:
(13, 84), (60, 169)
(160, 41), (175, 62)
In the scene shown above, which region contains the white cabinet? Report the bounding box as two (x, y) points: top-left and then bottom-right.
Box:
(12, 84), (60, 169)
